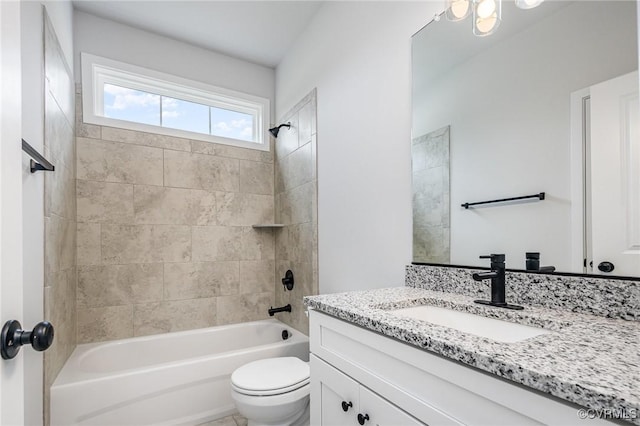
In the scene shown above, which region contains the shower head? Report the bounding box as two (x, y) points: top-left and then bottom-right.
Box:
(268, 122), (291, 138)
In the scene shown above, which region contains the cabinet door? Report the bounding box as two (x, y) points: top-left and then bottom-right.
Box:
(311, 355), (359, 426)
(358, 387), (425, 426)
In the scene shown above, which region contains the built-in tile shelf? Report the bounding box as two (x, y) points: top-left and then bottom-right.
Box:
(251, 224), (285, 229)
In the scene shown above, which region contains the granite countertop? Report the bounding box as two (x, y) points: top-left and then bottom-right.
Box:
(304, 287), (640, 424)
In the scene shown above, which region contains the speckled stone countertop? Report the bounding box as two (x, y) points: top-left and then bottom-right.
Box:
(303, 287), (640, 424)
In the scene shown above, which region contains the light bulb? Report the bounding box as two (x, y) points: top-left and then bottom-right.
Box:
(446, 0), (471, 21)
(515, 0), (543, 9)
(476, 0), (496, 19)
(473, 0), (501, 36)
(475, 16), (498, 34)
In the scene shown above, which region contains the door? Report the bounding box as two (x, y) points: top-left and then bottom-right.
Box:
(311, 355), (360, 426)
(1, 1), (26, 425)
(590, 71), (640, 276)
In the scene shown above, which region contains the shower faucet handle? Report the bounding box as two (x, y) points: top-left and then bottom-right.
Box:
(281, 270), (294, 291)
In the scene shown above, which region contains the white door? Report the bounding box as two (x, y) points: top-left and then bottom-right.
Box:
(1, 1), (26, 425)
(590, 71), (640, 277)
(310, 355), (360, 426)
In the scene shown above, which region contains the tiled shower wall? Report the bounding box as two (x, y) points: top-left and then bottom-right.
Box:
(274, 90), (319, 334)
(75, 90), (277, 343)
(43, 12), (76, 420)
(412, 125), (450, 263)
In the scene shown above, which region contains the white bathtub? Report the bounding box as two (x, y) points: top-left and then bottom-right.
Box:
(51, 319), (309, 426)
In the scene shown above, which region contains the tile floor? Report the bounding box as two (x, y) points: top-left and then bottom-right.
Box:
(197, 414), (248, 426)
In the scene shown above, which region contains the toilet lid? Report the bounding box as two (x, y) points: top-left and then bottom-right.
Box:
(231, 357), (310, 393)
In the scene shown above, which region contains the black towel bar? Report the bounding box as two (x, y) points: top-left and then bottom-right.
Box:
(22, 139), (55, 173)
(462, 192), (545, 209)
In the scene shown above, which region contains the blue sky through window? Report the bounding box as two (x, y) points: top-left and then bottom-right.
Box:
(162, 96), (209, 134)
(211, 108), (254, 142)
(103, 83), (256, 143)
(104, 84), (160, 126)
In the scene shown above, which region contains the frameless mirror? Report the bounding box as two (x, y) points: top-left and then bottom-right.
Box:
(412, 1), (639, 277)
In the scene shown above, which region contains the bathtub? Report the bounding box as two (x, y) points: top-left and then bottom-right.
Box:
(50, 319), (309, 425)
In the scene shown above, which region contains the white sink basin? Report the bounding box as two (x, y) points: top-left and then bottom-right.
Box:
(390, 305), (550, 343)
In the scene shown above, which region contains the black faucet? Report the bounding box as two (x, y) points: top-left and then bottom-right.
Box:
(268, 304), (292, 316)
(472, 254), (523, 310)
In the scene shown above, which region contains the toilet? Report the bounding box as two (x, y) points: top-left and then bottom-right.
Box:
(231, 357), (310, 426)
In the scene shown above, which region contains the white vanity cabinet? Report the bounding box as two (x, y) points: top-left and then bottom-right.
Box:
(309, 310), (613, 426)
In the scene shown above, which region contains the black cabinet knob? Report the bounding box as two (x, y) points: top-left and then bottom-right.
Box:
(597, 261), (615, 273)
(1, 320), (54, 360)
(341, 401), (353, 412)
(357, 413), (370, 425)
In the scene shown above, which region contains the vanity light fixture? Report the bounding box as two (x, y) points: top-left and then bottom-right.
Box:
(445, 0), (543, 37)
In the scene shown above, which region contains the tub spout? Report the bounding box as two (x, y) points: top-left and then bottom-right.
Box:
(268, 304), (292, 316)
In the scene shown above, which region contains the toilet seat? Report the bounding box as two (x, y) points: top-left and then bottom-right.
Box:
(231, 357), (310, 396)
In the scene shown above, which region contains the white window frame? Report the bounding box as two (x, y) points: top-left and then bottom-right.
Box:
(81, 52), (270, 151)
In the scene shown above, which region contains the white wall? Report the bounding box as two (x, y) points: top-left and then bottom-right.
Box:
(413, 2), (637, 272)
(20, 2), (74, 425)
(73, 11), (274, 104)
(276, 2), (442, 294)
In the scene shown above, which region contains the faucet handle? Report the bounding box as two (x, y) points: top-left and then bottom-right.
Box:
(479, 254), (505, 263)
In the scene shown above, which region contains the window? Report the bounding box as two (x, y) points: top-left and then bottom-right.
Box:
(82, 53), (270, 151)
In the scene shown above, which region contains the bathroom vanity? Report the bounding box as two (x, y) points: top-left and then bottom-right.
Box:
(305, 266), (639, 426)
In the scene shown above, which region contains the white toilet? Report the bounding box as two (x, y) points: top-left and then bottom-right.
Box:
(231, 357), (310, 426)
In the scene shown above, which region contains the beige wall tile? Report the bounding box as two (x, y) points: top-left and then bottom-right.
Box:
(240, 260), (275, 294)
(45, 216), (76, 275)
(281, 142), (313, 191)
(78, 264), (163, 308)
(192, 226), (242, 262)
(77, 305), (133, 343)
(239, 160), (274, 195)
(191, 140), (273, 164)
(45, 91), (74, 169)
(76, 123), (101, 140)
(133, 298), (217, 336)
(102, 224), (191, 264)
(216, 292), (274, 325)
(45, 162), (76, 220)
(277, 182), (315, 225)
(216, 192), (274, 226)
(289, 222), (315, 264)
(77, 222), (101, 266)
(164, 150), (239, 192)
(134, 185), (216, 225)
(77, 138), (164, 185)
(164, 261), (239, 300)
(102, 126), (191, 152)
(297, 101), (315, 146)
(241, 227), (275, 261)
(77, 179), (134, 223)
(44, 20), (73, 125)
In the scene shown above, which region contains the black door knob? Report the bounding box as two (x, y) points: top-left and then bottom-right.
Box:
(357, 413), (370, 425)
(598, 261), (615, 273)
(1, 320), (54, 360)
(341, 401), (353, 412)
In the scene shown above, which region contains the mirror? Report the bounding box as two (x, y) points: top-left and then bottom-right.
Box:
(412, 1), (640, 277)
